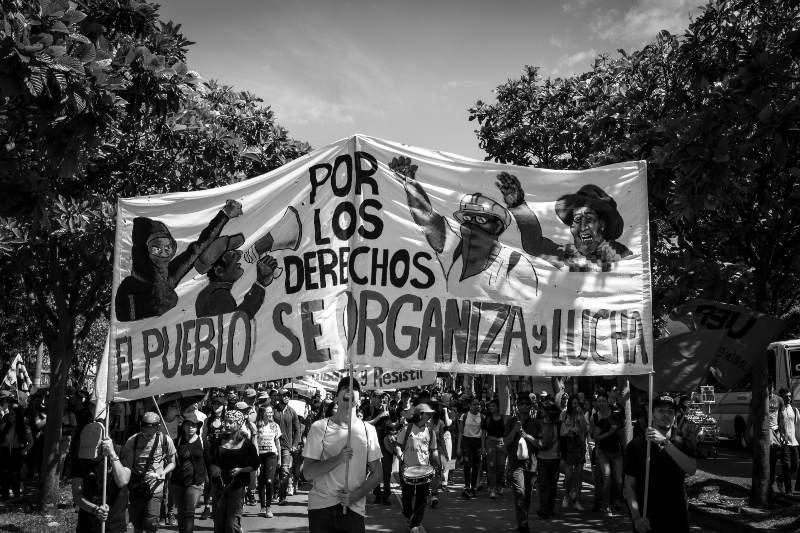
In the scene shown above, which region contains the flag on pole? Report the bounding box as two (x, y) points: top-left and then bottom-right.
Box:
(3, 353), (32, 392)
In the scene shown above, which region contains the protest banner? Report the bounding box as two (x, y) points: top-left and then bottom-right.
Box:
(105, 135), (652, 401)
(311, 367), (437, 391)
(669, 299), (785, 388)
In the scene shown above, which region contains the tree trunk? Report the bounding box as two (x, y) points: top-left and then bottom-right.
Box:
(39, 331), (74, 510)
(750, 352), (770, 506)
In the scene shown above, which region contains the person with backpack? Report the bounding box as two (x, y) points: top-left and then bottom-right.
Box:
(457, 396), (485, 499)
(120, 411), (177, 533)
(394, 402), (440, 533)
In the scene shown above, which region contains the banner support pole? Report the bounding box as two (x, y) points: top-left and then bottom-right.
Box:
(100, 400), (110, 533)
(151, 396), (171, 439)
(343, 361), (354, 514)
(643, 372), (654, 519)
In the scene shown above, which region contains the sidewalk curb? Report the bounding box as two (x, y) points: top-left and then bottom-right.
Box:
(689, 503), (757, 533)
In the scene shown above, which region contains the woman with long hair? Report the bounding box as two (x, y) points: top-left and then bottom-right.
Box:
(483, 399), (506, 499)
(457, 397), (485, 499)
(560, 396), (588, 510)
(206, 410), (259, 533)
(171, 412), (206, 532)
(255, 406), (281, 518)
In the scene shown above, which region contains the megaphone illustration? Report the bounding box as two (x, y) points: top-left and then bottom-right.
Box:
(243, 206), (302, 279)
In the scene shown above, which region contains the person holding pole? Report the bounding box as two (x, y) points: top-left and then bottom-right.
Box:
(623, 394), (696, 533)
(71, 431), (130, 533)
(302, 376), (383, 533)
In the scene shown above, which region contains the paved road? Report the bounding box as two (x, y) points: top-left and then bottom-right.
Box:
(159, 460), (726, 533)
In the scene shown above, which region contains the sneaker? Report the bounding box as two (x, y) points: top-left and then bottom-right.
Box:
(462, 488), (472, 499)
(287, 484), (295, 496)
(470, 488), (477, 498)
(562, 496), (570, 509)
(246, 492), (256, 506)
(200, 506), (211, 520)
(489, 489), (497, 499)
(265, 508), (274, 518)
(431, 495), (439, 508)
(278, 498), (288, 506)
(165, 513), (175, 526)
(605, 507), (614, 517)
(260, 507), (267, 518)
(574, 501), (585, 511)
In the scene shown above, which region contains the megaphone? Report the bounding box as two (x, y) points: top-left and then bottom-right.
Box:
(243, 206), (302, 278)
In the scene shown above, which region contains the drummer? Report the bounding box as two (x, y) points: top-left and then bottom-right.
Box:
(394, 403), (440, 533)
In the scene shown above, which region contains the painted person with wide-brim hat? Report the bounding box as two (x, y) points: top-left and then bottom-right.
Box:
(495, 174), (632, 272)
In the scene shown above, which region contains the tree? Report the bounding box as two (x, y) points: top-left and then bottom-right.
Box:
(0, 0), (309, 508)
(469, 0), (800, 505)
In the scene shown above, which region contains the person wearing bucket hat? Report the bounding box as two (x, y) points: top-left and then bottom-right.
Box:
(170, 411), (206, 533)
(394, 402), (439, 533)
(389, 156), (539, 301)
(494, 173), (632, 273)
(623, 393), (697, 533)
(194, 232), (279, 320)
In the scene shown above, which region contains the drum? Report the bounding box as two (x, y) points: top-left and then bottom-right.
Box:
(402, 465), (435, 486)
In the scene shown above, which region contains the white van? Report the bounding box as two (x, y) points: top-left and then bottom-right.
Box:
(713, 339), (800, 447)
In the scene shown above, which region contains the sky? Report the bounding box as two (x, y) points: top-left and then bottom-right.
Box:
(158, 0), (703, 160)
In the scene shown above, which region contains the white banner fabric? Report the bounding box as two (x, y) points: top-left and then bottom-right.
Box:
(107, 135), (653, 401)
(311, 367), (437, 391)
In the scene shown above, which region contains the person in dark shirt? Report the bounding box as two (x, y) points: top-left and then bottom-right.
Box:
(273, 389), (301, 505)
(591, 392), (624, 515)
(624, 394), (697, 533)
(363, 391), (398, 505)
(504, 393), (540, 533)
(171, 412), (206, 533)
(206, 410), (259, 533)
(71, 430), (131, 533)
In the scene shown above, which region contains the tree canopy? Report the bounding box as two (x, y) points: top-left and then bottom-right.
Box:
(469, 0), (800, 337)
(0, 0), (309, 506)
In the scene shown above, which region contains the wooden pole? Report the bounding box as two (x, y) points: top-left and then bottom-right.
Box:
(343, 362), (354, 514)
(643, 373), (654, 518)
(151, 396), (171, 439)
(100, 401), (110, 533)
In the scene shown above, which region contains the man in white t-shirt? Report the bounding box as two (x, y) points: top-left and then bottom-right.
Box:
(779, 389), (800, 493)
(302, 377), (382, 533)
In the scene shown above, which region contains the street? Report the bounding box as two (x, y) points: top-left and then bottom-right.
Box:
(162, 460), (727, 533)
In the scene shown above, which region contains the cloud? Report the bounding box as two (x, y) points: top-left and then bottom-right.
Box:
(549, 37), (565, 49)
(590, 0), (702, 44)
(562, 0), (598, 13)
(563, 48), (598, 67)
(441, 80), (483, 91)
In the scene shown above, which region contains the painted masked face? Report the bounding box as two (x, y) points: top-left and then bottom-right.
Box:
(458, 216), (504, 279)
(148, 236), (175, 262)
(570, 206), (605, 256)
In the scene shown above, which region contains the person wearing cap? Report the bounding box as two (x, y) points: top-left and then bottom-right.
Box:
(624, 394), (697, 533)
(394, 402), (439, 533)
(71, 429), (130, 533)
(256, 390), (271, 408)
(302, 376), (383, 533)
(206, 409), (260, 533)
(120, 411), (177, 533)
(170, 411), (206, 533)
(273, 388), (302, 504)
(389, 157), (538, 301)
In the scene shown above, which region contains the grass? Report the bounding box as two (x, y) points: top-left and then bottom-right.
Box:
(0, 481), (77, 533)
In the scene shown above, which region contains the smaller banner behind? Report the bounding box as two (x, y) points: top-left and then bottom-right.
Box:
(311, 367), (437, 391)
(670, 299), (786, 388)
